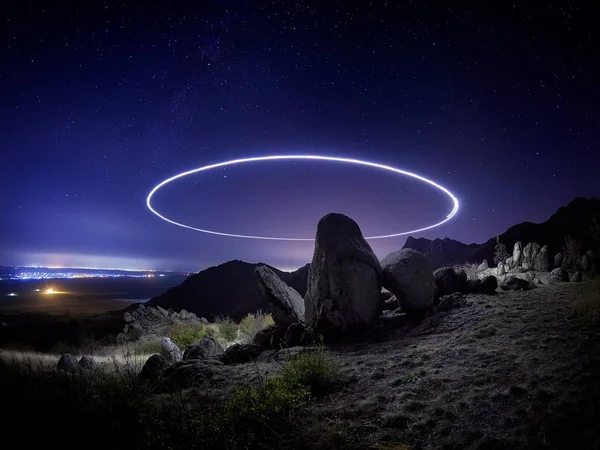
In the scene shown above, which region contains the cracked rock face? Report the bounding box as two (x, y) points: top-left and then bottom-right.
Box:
(255, 265), (305, 327)
(304, 213), (382, 337)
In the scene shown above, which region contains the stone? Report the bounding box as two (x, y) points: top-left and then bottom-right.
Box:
(497, 263), (506, 276)
(183, 334), (224, 360)
(433, 267), (461, 298)
(581, 254), (589, 271)
(283, 323), (305, 347)
(438, 293), (467, 311)
(468, 276), (498, 294)
(304, 213), (382, 338)
(124, 312), (133, 323)
(522, 242), (539, 270)
(513, 242), (523, 267)
(219, 344), (264, 365)
(255, 265), (305, 326)
(160, 337), (183, 363)
(383, 295), (399, 310)
(161, 359), (226, 389)
(78, 355), (97, 370)
(534, 245), (550, 272)
(380, 248), (435, 312)
(253, 324), (280, 348)
(500, 276), (529, 291)
(456, 269), (469, 293)
(554, 253), (563, 268)
(157, 306), (169, 317)
(56, 354), (78, 371)
(139, 354), (169, 382)
(200, 317), (209, 325)
(505, 256), (514, 269)
(550, 267), (570, 282)
(571, 271), (583, 282)
(478, 259), (489, 271)
(381, 289), (394, 303)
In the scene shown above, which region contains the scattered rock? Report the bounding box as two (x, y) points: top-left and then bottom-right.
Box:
(57, 354), (78, 371)
(255, 265), (305, 327)
(550, 267), (570, 282)
(500, 276), (529, 291)
(571, 271), (583, 282)
(304, 213), (382, 339)
(139, 354), (169, 382)
(183, 334), (224, 360)
(478, 259), (489, 271)
(160, 337), (183, 363)
(219, 344), (264, 365)
(78, 355), (97, 370)
(283, 323), (305, 347)
(380, 248), (435, 313)
(513, 242), (523, 267)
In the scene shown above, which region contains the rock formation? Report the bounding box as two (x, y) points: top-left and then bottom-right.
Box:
(304, 213), (382, 338)
(161, 337), (183, 363)
(380, 248), (435, 312)
(550, 267), (570, 282)
(183, 334), (224, 360)
(255, 265), (305, 326)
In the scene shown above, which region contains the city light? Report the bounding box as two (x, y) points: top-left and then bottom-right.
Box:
(6, 292), (17, 297)
(45, 288), (58, 295)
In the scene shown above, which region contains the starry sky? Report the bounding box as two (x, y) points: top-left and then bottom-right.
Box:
(1, 1), (598, 272)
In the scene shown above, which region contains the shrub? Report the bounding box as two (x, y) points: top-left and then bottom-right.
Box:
(168, 323), (208, 349)
(563, 235), (583, 268)
(281, 348), (341, 397)
(238, 311), (275, 342)
(215, 316), (238, 342)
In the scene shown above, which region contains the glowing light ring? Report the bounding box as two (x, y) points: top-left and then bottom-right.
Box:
(147, 155), (460, 241)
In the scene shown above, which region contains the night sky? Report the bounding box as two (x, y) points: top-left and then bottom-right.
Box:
(1, 2), (598, 272)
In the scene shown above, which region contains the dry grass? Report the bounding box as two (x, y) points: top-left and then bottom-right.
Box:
(564, 281), (600, 323)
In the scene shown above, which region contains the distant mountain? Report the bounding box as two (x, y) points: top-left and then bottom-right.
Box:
(403, 197), (600, 268)
(146, 260), (310, 321)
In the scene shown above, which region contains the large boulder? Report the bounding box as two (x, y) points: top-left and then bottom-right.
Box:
(283, 323), (305, 348)
(380, 248), (434, 312)
(468, 276), (498, 294)
(255, 265), (305, 326)
(500, 276), (529, 291)
(56, 354), (78, 371)
(183, 334), (224, 360)
(522, 242), (540, 270)
(513, 242), (523, 267)
(433, 267), (462, 297)
(161, 359), (226, 389)
(160, 337), (183, 363)
(554, 253), (563, 268)
(78, 355), (97, 371)
(497, 263), (506, 276)
(219, 344), (264, 365)
(139, 354), (170, 382)
(304, 213), (382, 337)
(252, 324), (280, 348)
(550, 267), (570, 282)
(571, 271), (583, 282)
(534, 245), (550, 272)
(478, 259), (489, 271)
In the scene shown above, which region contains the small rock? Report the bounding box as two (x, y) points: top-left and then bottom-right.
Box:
(57, 354), (78, 371)
(78, 355), (97, 370)
(500, 276), (529, 291)
(497, 263), (506, 276)
(550, 267), (570, 282)
(161, 337), (183, 363)
(183, 334), (224, 360)
(139, 354), (170, 382)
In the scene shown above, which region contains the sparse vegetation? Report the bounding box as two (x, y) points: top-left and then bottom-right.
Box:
(281, 348), (341, 397)
(563, 234), (583, 268)
(565, 281), (600, 323)
(493, 234), (509, 265)
(239, 310), (275, 342)
(215, 316), (239, 341)
(168, 323), (210, 349)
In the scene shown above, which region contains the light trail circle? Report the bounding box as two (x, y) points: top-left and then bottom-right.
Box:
(146, 155), (460, 241)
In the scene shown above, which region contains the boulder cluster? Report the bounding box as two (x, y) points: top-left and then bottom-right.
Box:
(117, 304), (208, 342)
(500, 241), (551, 274)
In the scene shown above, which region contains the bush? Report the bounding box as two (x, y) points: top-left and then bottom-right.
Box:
(239, 311), (275, 342)
(215, 316), (238, 342)
(281, 348), (341, 397)
(494, 234), (509, 265)
(168, 323), (208, 349)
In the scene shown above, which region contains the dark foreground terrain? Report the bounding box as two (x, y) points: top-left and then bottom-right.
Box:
(1, 281), (599, 449)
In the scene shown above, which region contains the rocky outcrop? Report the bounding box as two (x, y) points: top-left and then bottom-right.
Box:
(219, 344), (264, 365)
(78, 355), (97, 371)
(255, 265), (305, 326)
(571, 271), (583, 282)
(380, 248), (434, 312)
(478, 260), (489, 271)
(468, 276), (498, 294)
(433, 267), (464, 298)
(304, 213), (382, 338)
(513, 242), (523, 267)
(183, 334), (224, 360)
(534, 245), (550, 271)
(500, 276), (529, 291)
(522, 242), (540, 270)
(139, 354), (169, 382)
(118, 304), (203, 342)
(550, 267), (570, 282)
(161, 337), (183, 363)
